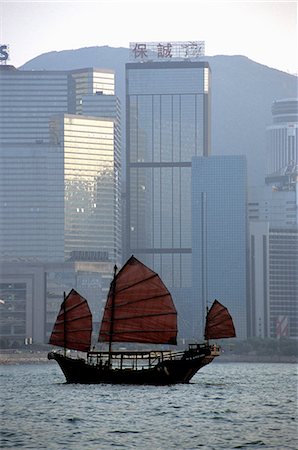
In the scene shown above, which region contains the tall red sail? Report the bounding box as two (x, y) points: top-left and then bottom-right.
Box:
(98, 256), (177, 345)
(204, 300), (236, 340)
(49, 289), (92, 352)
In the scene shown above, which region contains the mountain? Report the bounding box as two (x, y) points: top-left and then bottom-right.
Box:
(20, 46), (297, 186)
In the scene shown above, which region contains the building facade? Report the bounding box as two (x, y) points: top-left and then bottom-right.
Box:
(266, 98), (298, 175)
(248, 97), (298, 339)
(125, 59), (211, 340)
(0, 65), (122, 345)
(248, 221), (270, 338)
(268, 228), (298, 338)
(49, 114), (121, 263)
(0, 65), (121, 265)
(192, 156), (248, 339)
(0, 260), (115, 347)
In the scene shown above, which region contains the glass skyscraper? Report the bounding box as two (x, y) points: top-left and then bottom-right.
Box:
(192, 156), (247, 339)
(0, 65), (122, 345)
(125, 60), (211, 340)
(126, 61), (211, 286)
(0, 65), (121, 265)
(266, 98), (298, 174)
(50, 114), (121, 263)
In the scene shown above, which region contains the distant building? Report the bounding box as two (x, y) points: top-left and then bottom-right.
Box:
(248, 187), (298, 338)
(125, 56), (211, 340)
(0, 65), (121, 345)
(49, 114), (121, 263)
(0, 260), (114, 347)
(0, 142), (65, 262)
(192, 156), (248, 339)
(248, 97), (298, 338)
(266, 98), (297, 175)
(0, 65), (121, 265)
(269, 228), (298, 338)
(248, 183), (297, 228)
(248, 221), (270, 338)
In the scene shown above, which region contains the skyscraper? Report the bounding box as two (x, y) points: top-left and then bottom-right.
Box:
(192, 156), (248, 339)
(0, 65), (121, 345)
(0, 65), (121, 264)
(248, 97), (298, 338)
(50, 113), (121, 263)
(266, 98), (298, 174)
(125, 48), (211, 339)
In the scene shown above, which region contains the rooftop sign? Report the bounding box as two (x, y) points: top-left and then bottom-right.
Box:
(129, 41), (205, 62)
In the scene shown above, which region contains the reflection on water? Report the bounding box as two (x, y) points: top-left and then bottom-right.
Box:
(1, 362), (297, 449)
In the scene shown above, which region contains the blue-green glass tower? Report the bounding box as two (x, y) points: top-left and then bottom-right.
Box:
(192, 156), (248, 339)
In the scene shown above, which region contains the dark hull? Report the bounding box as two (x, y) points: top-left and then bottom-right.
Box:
(48, 348), (217, 385)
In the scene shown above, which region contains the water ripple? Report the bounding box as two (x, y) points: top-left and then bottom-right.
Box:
(0, 362), (297, 449)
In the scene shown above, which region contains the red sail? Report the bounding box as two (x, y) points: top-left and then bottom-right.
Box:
(98, 256), (177, 345)
(204, 300), (236, 340)
(49, 289), (92, 352)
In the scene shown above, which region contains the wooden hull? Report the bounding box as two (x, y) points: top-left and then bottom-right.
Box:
(48, 347), (218, 385)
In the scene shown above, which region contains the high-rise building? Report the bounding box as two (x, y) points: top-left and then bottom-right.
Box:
(0, 65), (121, 345)
(269, 228), (298, 338)
(0, 142), (65, 262)
(192, 156), (248, 339)
(0, 65), (121, 264)
(248, 178), (298, 338)
(50, 114), (121, 263)
(125, 53), (211, 340)
(248, 184), (297, 228)
(248, 97), (298, 339)
(248, 221), (270, 338)
(266, 98), (298, 175)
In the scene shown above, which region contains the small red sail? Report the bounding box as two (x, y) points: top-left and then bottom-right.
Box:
(204, 300), (236, 340)
(49, 289), (92, 352)
(98, 256), (177, 345)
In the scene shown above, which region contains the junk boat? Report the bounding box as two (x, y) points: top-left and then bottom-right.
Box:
(48, 255), (235, 384)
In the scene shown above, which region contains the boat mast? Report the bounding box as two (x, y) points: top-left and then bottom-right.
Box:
(108, 264), (117, 366)
(205, 305), (209, 345)
(63, 291), (66, 357)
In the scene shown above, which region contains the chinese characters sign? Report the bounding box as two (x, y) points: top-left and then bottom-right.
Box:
(129, 41), (205, 62)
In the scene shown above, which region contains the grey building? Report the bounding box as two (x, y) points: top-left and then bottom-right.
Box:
(0, 142), (65, 262)
(125, 59), (211, 341)
(248, 185), (298, 338)
(248, 221), (270, 338)
(0, 65), (122, 345)
(269, 228), (298, 338)
(266, 98), (298, 175)
(248, 184), (297, 228)
(0, 260), (115, 347)
(192, 156), (248, 339)
(0, 65), (121, 265)
(248, 97), (298, 338)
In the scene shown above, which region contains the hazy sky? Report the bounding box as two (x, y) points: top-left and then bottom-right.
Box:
(0, 0), (297, 74)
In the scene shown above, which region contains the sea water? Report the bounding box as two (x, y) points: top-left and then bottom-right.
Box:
(0, 361), (297, 449)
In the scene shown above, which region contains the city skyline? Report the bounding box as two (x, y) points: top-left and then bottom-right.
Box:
(0, 41), (297, 345)
(1, 0), (297, 74)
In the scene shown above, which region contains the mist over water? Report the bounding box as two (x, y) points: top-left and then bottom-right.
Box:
(1, 362), (297, 449)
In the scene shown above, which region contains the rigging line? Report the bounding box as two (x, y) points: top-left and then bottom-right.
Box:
(107, 329), (177, 335)
(101, 311), (177, 322)
(56, 314), (92, 323)
(58, 300), (90, 315)
(104, 293), (174, 308)
(115, 273), (166, 294)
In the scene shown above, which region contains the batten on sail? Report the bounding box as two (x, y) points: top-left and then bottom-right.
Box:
(98, 256), (177, 345)
(204, 300), (236, 340)
(49, 289), (92, 352)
